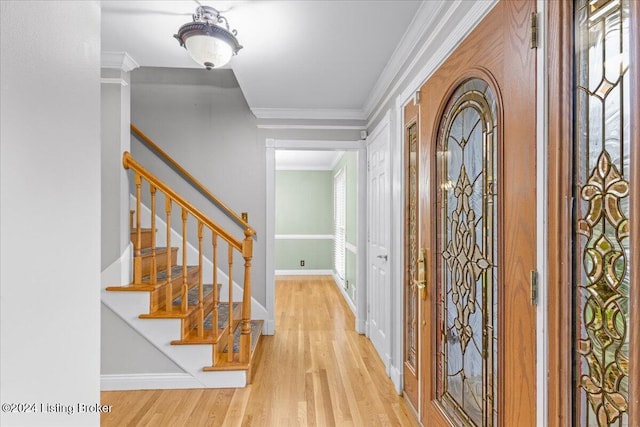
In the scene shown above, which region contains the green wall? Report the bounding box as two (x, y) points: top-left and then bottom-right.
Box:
(275, 170), (333, 271)
(275, 155), (358, 304)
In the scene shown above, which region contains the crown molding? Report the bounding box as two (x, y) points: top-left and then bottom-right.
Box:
(267, 139), (363, 150)
(257, 124), (366, 130)
(100, 77), (129, 87)
(101, 51), (140, 72)
(368, 0), (497, 127)
(252, 108), (367, 121)
(394, 0), (497, 110)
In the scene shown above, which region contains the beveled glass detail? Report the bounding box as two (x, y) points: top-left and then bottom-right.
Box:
(574, 0), (631, 425)
(436, 78), (498, 427)
(405, 122), (419, 371)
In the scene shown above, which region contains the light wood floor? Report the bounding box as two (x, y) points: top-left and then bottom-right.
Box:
(101, 275), (419, 426)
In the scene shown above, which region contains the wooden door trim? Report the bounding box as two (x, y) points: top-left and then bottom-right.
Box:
(547, 0), (640, 425)
(546, 1), (574, 425)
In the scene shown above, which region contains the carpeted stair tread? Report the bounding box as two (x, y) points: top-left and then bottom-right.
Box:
(173, 284), (214, 307)
(140, 247), (173, 256)
(223, 320), (263, 354)
(141, 265), (197, 283)
(203, 302), (242, 330)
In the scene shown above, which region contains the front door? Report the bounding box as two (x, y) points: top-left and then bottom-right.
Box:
(418, 1), (537, 425)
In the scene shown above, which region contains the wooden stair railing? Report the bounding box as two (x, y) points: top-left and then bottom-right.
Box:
(130, 124), (254, 235)
(123, 151), (255, 366)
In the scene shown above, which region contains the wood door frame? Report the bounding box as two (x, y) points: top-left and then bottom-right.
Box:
(546, 1), (574, 424)
(546, 0), (640, 425)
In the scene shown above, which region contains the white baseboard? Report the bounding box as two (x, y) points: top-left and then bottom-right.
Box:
(332, 273), (356, 315)
(101, 373), (202, 391)
(389, 364), (403, 395)
(275, 269), (333, 276)
(263, 319), (275, 335)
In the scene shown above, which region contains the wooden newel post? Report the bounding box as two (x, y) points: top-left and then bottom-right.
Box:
(240, 227), (255, 363)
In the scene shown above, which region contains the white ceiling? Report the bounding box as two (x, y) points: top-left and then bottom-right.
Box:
(101, 0), (424, 120)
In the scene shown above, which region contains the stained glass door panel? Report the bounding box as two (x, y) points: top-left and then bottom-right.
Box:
(574, 0), (632, 425)
(435, 78), (498, 427)
(403, 106), (420, 410)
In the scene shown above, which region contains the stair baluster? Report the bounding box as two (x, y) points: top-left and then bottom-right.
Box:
(134, 173), (142, 284)
(212, 233), (219, 344)
(165, 198), (173, 310)
(150, 185), (157, 285)
(181, 208), (188, 313)
(197, 222), (204, 338)
(227, 245), (234, 362)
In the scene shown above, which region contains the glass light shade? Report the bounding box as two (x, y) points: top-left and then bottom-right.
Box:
(184, 35), (233, 69)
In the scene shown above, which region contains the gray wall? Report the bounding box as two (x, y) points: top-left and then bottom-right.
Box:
(1, 1), (101, 425)
(130, 67), (266, 305)
(101, 306), (184, 374)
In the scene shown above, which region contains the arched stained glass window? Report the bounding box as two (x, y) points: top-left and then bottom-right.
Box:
(435, 78), (498, 427)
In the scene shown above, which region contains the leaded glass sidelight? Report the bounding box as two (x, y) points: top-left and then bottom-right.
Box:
(574, 0), (631, 425)
(405, 122), (419, 372)
(435, 78), (498, 427)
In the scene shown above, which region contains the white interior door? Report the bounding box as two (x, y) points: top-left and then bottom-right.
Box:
(367, 121), (391, 372)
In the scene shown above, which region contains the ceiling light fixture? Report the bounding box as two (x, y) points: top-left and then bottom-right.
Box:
(174, 5), (242, 70)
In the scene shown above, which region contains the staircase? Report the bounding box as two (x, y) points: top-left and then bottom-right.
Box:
(103, 126), (263, 388)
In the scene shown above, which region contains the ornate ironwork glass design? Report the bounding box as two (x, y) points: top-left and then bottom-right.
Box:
(405, 122), (419, 371)
(574, 0), (630, 425)
(435, 78), (498, 426)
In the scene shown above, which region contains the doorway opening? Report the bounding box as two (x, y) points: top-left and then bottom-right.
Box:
(265, 140), (367, 336)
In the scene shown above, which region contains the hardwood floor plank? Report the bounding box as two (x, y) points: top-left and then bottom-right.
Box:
(221, 385), (251, 427)
(101, 276), (419, 426)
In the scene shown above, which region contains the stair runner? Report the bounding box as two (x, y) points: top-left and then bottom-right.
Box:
(223, 320), (263, 354)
